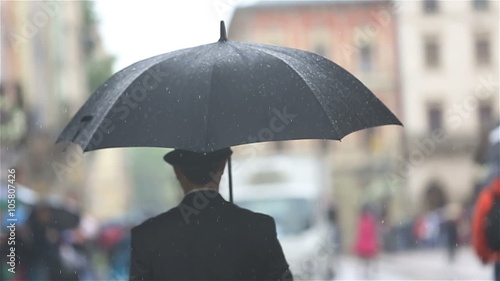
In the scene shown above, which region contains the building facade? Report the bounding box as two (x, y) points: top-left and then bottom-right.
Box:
(229, 0), (404, 251)
(1, 1), (88, 133)
(1, 1), (128, 220)
(398, 0), (499, 212)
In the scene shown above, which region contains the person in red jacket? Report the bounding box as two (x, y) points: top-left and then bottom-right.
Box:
(472, 176), (500, 281)
(354, 205), (379, 279)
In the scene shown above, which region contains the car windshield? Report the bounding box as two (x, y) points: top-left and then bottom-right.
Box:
(237, 198), (313, 237)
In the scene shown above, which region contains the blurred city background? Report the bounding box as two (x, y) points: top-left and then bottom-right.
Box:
(0, 0), (499, 280)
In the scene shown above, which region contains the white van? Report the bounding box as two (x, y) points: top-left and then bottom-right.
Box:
(223, 155), (338, 280)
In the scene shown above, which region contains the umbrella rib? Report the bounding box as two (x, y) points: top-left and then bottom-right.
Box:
(167, 43), (220, 152)
(77, 48), (195, 151)
(170, 43), (221, 152)
(78, 61), (160, 151)
(246, 44), (343, 138)
(201, 45), (220, 152)
(335, 85), (365, 136)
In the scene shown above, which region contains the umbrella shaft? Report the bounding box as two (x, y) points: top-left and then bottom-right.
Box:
(228, 155), (233, 203)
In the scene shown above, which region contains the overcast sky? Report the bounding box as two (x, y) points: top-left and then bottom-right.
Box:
(94, 0), (259, 71)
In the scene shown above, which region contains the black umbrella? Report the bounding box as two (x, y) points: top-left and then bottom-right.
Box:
(57, 21), (401, 200)
(29, 203), (80, 231)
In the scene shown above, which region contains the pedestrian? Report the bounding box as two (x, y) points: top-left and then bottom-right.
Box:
(23, 204), (58, 280)
(472, 176), (500, 281)
(443, 203), (461, 263)
(412, 215), (426, 247)
(354, 204), (379, 279)
(129, 148), (292, 281)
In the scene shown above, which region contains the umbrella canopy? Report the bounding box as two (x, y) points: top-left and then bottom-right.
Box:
(57, 22), (401, 153)
(26, 202), (80, 231)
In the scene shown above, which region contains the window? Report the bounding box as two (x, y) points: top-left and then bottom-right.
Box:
(314, 44), (327, 57)
(473, 0), (489, 11)
(360, 44), (373, 72)
(320, 140), (329, 153)
(424, 37), (440, 69)
(265, 26), (284, 46)
(363, 128), (374, 147)
(475, 36), (491, 66)
(428, 105), (443, 132)
(423, 0), (439, 13)
(425, 182), (447, 210)
(363, 128), (380, 152)
(478, 103), (492, 134)
(274, 141), (284, 151)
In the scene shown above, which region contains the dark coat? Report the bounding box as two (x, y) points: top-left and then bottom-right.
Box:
(129, 190), (292, 281)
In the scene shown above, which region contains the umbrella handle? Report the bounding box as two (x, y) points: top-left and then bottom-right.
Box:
(228, 154), (233, 203)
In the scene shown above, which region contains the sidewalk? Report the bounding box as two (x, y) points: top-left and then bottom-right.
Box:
(335, 255), (408, 280)
(378, 246), (494, 280)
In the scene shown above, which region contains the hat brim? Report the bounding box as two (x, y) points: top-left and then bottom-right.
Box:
(163, 148), (232, 168)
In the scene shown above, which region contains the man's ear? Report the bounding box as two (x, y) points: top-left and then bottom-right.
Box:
(173, 166), (183, 180)
(217, 160), (227, 174)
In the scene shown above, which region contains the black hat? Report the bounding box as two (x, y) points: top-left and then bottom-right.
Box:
(163, 148), (232, 168)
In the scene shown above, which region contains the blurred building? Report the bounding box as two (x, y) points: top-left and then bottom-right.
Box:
(1, 1), (88, 133)
(398, 0), (499, 213)
(229, 0), (405, 251)
(0, 1), (127, 220)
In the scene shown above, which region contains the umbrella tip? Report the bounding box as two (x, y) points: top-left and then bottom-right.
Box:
(219, 21), (227, 42)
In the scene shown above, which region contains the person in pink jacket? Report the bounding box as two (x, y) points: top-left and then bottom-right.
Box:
(354, 205), (379, 278)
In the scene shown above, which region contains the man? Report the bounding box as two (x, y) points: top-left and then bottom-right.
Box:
(472, 175), (500, 281)
(129, 148), (292, 281)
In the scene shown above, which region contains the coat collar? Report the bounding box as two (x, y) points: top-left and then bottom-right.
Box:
(180, 189), (227, 208)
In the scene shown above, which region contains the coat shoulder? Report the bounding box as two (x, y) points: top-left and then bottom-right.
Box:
(131, 207), (181, 234)
(230, 203), (275, 227)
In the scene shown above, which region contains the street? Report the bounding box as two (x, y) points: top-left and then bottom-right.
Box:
(335, 246), (493, 280)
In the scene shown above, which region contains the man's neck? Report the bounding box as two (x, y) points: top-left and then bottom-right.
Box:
(184, 187), (218, 196)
